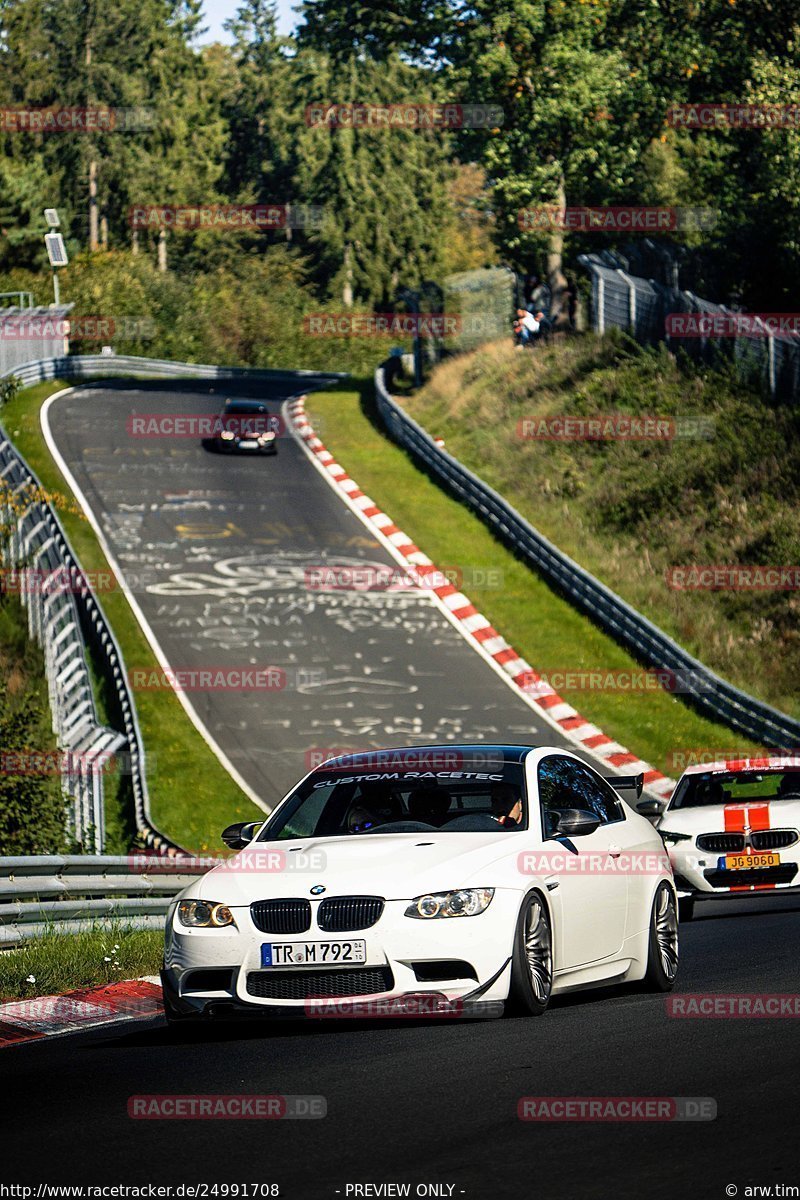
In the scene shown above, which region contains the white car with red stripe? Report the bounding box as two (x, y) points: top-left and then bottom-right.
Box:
(658, 757), (800, 920)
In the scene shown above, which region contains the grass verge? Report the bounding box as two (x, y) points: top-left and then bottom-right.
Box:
(305, 379), (764, 779)
(0, 925), (163, 1002)
(1, 380), (261, 852)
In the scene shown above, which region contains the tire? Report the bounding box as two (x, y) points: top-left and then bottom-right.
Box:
(642, 883), (679, 992)
(506, 892), (553, 1016)
(678, 897), (695, 923)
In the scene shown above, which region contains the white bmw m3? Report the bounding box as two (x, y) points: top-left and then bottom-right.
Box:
(162, 744), (678, 1024)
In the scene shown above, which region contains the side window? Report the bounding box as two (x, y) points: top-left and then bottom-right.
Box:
(538, 755), (625, 834)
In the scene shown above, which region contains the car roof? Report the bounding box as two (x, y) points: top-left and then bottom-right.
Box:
(681, 755), (800, 777)
(320, 744), (543, 769)
(223, 399), (268, 412)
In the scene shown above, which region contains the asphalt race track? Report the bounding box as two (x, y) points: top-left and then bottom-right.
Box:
(4, 893), (800, 1199)
(45, 378), (583, 808)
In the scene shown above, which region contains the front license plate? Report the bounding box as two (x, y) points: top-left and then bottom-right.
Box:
(238, 440), (259, 450)
(261, 940), (367, 968)
(722, 852), (780, 870)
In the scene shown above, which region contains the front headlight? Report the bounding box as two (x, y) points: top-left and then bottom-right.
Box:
(258, 432), (276, 442)
(660, 831), (692, 845)
(178, 899), (236, 928)
(220, 430), (236, 442)
(405, 888), (495, 919)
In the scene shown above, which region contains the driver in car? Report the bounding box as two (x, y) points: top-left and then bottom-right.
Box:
(347, 804), (378, 834)
(491, 782), (523, 828)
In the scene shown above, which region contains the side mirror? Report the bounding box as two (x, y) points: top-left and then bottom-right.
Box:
(221, 821), (259, 850)
(636, 799), (664, 818)
(550, 808), (601, 838)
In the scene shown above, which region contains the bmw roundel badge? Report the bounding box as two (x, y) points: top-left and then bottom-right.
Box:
(310, 885), (326, 895)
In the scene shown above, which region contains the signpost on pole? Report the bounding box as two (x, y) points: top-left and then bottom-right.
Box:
(43, 210), (68, 306)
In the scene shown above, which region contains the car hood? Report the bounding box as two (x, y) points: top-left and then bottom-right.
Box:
(660, 797), (800, 836)
(194, 831), (525, 905)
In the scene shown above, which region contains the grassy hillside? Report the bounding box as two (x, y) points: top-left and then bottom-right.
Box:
(404, 333), (800, 726)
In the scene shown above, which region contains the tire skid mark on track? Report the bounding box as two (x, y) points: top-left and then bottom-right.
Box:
(287, 395), (675, 800)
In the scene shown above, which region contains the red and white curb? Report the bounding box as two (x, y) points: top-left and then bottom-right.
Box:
(287, 395), (675, 801)
(0, 978), (163, 1047)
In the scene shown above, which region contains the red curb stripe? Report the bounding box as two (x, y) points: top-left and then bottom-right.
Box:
(0, 1021), (44, 1045)
(493, 647), (519, 666)
(582, 734), (613, 749)
(605, 752), (640, 767)
(450, 604), (479, 620)
(558, 715), (587, 730)
(0, 980), (164, 1049)
(536, 693), (565, 709)
(472, 626), (500, 643)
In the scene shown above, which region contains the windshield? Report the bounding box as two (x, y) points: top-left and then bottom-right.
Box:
(670, 769), (800, 810)
(260, 761), (528, 840)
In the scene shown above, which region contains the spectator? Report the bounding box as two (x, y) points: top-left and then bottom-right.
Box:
(514, 307), (540, 349)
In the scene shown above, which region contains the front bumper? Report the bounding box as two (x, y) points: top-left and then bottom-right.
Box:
(217, 437), (277, 454)
(668, 844), (800, 898)
(163, 893), (518, 1021)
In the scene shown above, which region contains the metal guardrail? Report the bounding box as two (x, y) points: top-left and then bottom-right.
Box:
(374, 365), (800, 750)
(0, 354), (347, 856)
(0, 438), (129, 852)
(0, 855), (209, 944)
(5, 353), (348, 391)
(579, 252), (800, 403)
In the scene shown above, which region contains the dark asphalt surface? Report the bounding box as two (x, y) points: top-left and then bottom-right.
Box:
(4, 893), (800, 1198)
(45, 379), (576, 808)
